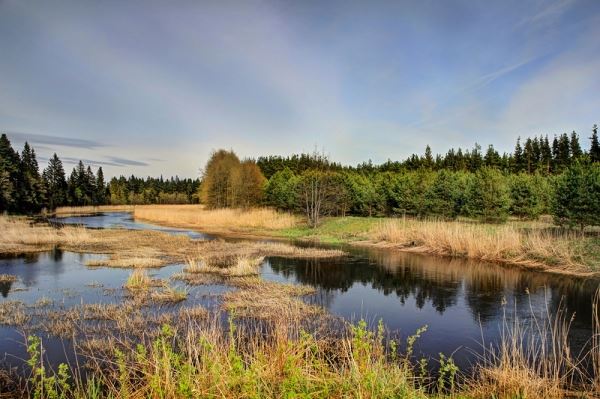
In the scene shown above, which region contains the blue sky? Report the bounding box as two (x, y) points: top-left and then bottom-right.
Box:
(1, 0), (599, 177)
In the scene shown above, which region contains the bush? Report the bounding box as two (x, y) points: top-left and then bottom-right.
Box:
(465, 167), (511, 223)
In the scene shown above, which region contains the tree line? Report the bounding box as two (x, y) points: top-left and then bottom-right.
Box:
(258, 126), (600, 176)
(0, 134), (199, 213)
(203, 126), (600, 229)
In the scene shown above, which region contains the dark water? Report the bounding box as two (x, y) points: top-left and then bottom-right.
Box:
(1, 212), (598, 372)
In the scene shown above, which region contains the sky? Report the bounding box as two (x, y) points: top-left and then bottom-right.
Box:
(1, 0), (600, 178)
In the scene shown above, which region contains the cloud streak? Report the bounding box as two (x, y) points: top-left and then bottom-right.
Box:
(5, 131), (106, 150)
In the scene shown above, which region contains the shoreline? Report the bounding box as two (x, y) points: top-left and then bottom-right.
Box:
(132, 214), (600, 279)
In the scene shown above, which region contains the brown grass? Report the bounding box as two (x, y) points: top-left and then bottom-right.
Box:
(222, 278), (318, 320)
(134, 204), (299, 231)
(370, 219), (591, 275)
(0, 274), (17, 283)
(0, 301), (29, 326)
(468, 297), (586, 399)
(53, 205), (134, 216)
(185, 255), (265, 277)
(124, 269), (157, 290)
(150, 285), (188, 303)
(0, 216), (97, 254)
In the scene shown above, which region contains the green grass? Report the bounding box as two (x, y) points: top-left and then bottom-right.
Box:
(276, 216), (381, 244)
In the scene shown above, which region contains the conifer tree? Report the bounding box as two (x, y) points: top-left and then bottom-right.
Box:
(0, 134), (21, 212)
(20, 142), (44, 213)
(42, 153), (67, 210)
(423, 145), (434, 169)
(590, 124), (600, 163)
(96, 167), (106, 205)
(553, 161), (600, 230)
(569, 131), (582, 160)
(512, 137), (524, 173)
(465, 167), (510, 223)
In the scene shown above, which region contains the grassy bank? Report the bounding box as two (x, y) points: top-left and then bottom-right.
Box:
(131, 205), (600, 276)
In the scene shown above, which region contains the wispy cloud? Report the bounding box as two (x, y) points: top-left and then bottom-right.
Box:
(106, 156), (148, 167)
(5, 131), (106, 149)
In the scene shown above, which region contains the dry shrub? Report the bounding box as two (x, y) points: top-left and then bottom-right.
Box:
(134, 204), (298, 230)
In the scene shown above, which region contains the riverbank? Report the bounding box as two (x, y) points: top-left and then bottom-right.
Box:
(130, 205), (600, 277)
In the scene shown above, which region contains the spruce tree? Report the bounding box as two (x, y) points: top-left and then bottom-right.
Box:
(0, 134), (21, 212)
(423, 145), (434, 169)
(569, 131), (582, 160)
(512, 137), (524, 173)
(20, 142), (44, 213)
(540, 135), (552, 174)
(42, 153), (67, 210)
(590, 124), (600, 163)
(484, 145), (501, 168)
(96, 167), (106, 205)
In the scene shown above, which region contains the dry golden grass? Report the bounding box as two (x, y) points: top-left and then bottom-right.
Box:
(0, 215), (98, 254)
(150, 285), (188, 303)
(469, 299), (584, 399)
(0, 274), (17, 283)
(370, 219), (590, 275)
(134, 204), (298, 231)
(53, 205), (134, 215)
(0, 301), (29, 326)
(124, 269), (154, 290)
(222, 278), (318, 320)
(185, 255), (264, 277)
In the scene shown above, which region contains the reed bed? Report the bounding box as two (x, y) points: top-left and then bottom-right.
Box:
(134, 204), (299, 231)
(370, 219), (590, 274)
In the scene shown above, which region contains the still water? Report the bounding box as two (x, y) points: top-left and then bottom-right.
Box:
(1, 212), (597, 371)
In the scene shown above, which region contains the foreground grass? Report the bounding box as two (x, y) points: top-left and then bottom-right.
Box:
(14, 301), (599, 399)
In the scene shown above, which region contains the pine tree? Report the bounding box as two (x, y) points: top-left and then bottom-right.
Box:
(423, 145), (434, 169)
(524, 138), (534, 173)
(0, 134), (21, 212)
(484, 145), (501, 168)
(512, 137), (524, 173)
(96, 167), (106, 205)
(86, 166), (97, 204)
(20, 142), (44, 213)
(540, 135), (552, 174)
(42, 153), (67, 210)
(590, 124), (600, 163)
(551, 136), (560, 172)
(570, 131), (582, 160)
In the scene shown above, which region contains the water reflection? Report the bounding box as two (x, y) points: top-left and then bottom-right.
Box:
(263, 246), (599, 367)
